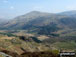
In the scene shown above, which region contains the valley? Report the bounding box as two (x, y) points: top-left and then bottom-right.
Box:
(0, 11), (76, 57)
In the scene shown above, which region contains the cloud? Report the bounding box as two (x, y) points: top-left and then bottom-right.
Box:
(3, 0), (8, 3)
(10, 6), (15, 10)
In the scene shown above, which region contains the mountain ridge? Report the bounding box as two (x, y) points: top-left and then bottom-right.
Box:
(0, 10), (76, 35)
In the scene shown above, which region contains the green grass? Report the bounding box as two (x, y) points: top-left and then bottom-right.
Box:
(0, 32), (17, 37)
(0, 55), (3, 57)
(52, 41), (76, 50)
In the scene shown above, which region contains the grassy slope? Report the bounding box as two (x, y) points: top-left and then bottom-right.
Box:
(52, 41), (76, 50)
(0, 30), (76, 55)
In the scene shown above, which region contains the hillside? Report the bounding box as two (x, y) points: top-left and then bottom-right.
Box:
(0, 18), (9, 25)
(0, 11), (76, 36)
(0, 11), (76, 53)
(59, 10), (76, 17)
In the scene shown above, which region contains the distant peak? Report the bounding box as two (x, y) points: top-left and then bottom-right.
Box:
(60, 10), (76, 13)
(31, 11), (41, 12)
(28, 11), (52, 15)
(29, 11), (41, 13)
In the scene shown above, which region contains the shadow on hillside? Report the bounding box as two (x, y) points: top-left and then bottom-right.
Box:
(0, 50), (59, 57)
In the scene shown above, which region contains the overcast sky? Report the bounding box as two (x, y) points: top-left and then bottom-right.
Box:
(0, 0), (76, 19)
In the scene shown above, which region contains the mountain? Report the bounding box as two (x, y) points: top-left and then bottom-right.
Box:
(59, 10), (76, 17)
(2, 11), (54, 29)
(0, 11), (76, 54)
(0, 18), (10, 27)
(0, 18), (7, 24)
(0, 18), (10, 30)
(1, 11), (76, 35)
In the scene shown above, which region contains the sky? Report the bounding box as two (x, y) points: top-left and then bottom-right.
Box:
(0, 0), (76, 19)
